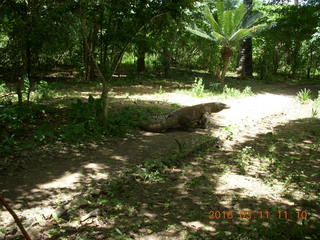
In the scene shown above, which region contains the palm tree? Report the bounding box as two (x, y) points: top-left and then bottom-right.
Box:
(186, 0), (267, 83)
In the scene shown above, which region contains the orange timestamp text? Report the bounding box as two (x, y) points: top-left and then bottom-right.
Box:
(208, 209), (308, 220)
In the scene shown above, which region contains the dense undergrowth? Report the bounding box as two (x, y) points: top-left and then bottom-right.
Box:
(0, 98), (171, 156)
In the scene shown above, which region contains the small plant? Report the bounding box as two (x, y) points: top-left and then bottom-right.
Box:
(222, 125), (234, 140)
(159, 85), (163, 94)
(297, 88), (311, 103)
(33, 80), (55, 101)
(191, 77), (205, 97)
(0, 81), (7, 94)
(242, 86), (253, 96)
(237, 146), (254, 174)
(222, 85), (241, 97)
(312, 91), (320, 118)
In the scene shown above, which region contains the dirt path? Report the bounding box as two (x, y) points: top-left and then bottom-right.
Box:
(0, 85), (318, 238)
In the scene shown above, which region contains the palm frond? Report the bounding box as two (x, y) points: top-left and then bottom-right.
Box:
(204, 5), (222, 34)
(247, 23), (269, 34)
(211, 30), (226, 42)
(243, 11), (263, 28)
(185, 26), (214, 41)
(223, 10), (233, 36)
(229, 28), (251, 43)
(215, 1), (224, 24)
(233, 3), (247, 30)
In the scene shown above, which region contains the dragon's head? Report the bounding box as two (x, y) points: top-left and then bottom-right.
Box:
(211, 102), (230, 112)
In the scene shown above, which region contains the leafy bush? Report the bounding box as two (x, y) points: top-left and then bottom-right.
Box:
(0, 103), (55, 156)
(59, 95), (156, 141)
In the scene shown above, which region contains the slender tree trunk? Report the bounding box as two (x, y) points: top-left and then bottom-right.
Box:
(137, 47), (146, 73)
(86, 23), (99, 81)
(238, 0), (253, 78)
(161, 46), (170, 77)
(25, 2), (35, 102)
(290, 41), (301, 77)
(26, 41), (33, 102)
(16, 81), (23, 104)
(272, 50), (279, 74)
(307, 44), (313, 79)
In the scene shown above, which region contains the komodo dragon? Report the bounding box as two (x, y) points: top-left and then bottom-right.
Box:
(140, 102), (229, 132)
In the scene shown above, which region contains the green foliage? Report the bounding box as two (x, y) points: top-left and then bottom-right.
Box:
(0, 103), (54, 158)
(36, 80), (52, 100)
(191, 77), (205, 97)
(254, 4), (319, 78)
(312, 91), (320, 118)
(34, 123), (55, 142)
(222, 85), (252, 97)
(186, 0), (267, 45)
(242, 86), (253, 95)
(59, 96), (148, 141)
(0, 81), (8, 95)
(186, 0), (267, 82)
(296, 88), (311, 103)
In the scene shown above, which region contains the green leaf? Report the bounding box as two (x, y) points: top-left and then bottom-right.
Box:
(233, 3), (247, 29)
(211, 31), (226, 42)
(204, 5), (221, 34)
(223, 10), (233, 36)
(186, 26), (214, 41)
(248, 23), (269, 34)
(229, 28), (251, 42)
(243, 12), (263, 28)
(215, 1), (224, 24)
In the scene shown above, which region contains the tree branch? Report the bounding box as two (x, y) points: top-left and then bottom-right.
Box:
(0, 195), (32, 240)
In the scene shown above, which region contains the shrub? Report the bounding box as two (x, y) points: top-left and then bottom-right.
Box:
(191, 77), (205, 97)
(297, 88), (311, 103)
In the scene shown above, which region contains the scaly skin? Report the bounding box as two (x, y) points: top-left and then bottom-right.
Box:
(141, 102), (229, 132)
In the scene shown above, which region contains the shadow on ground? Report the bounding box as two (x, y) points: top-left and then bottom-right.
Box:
(1, 118), (318, 239)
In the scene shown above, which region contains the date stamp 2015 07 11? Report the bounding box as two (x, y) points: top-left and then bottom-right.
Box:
(208, 209), (308, 220)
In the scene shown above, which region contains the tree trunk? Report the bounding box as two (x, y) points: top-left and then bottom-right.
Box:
(101, 80), (109, 124)
(238, 0), (253, 78)
(238, 37), (253, 78)
(290, 41), (301, 77)
(137, 48), (146, 73)
(161, 46), (170, 77)
(85, 23), (99, 81)
(219, 46), (233, 84)
(26, 41), (33, 102)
